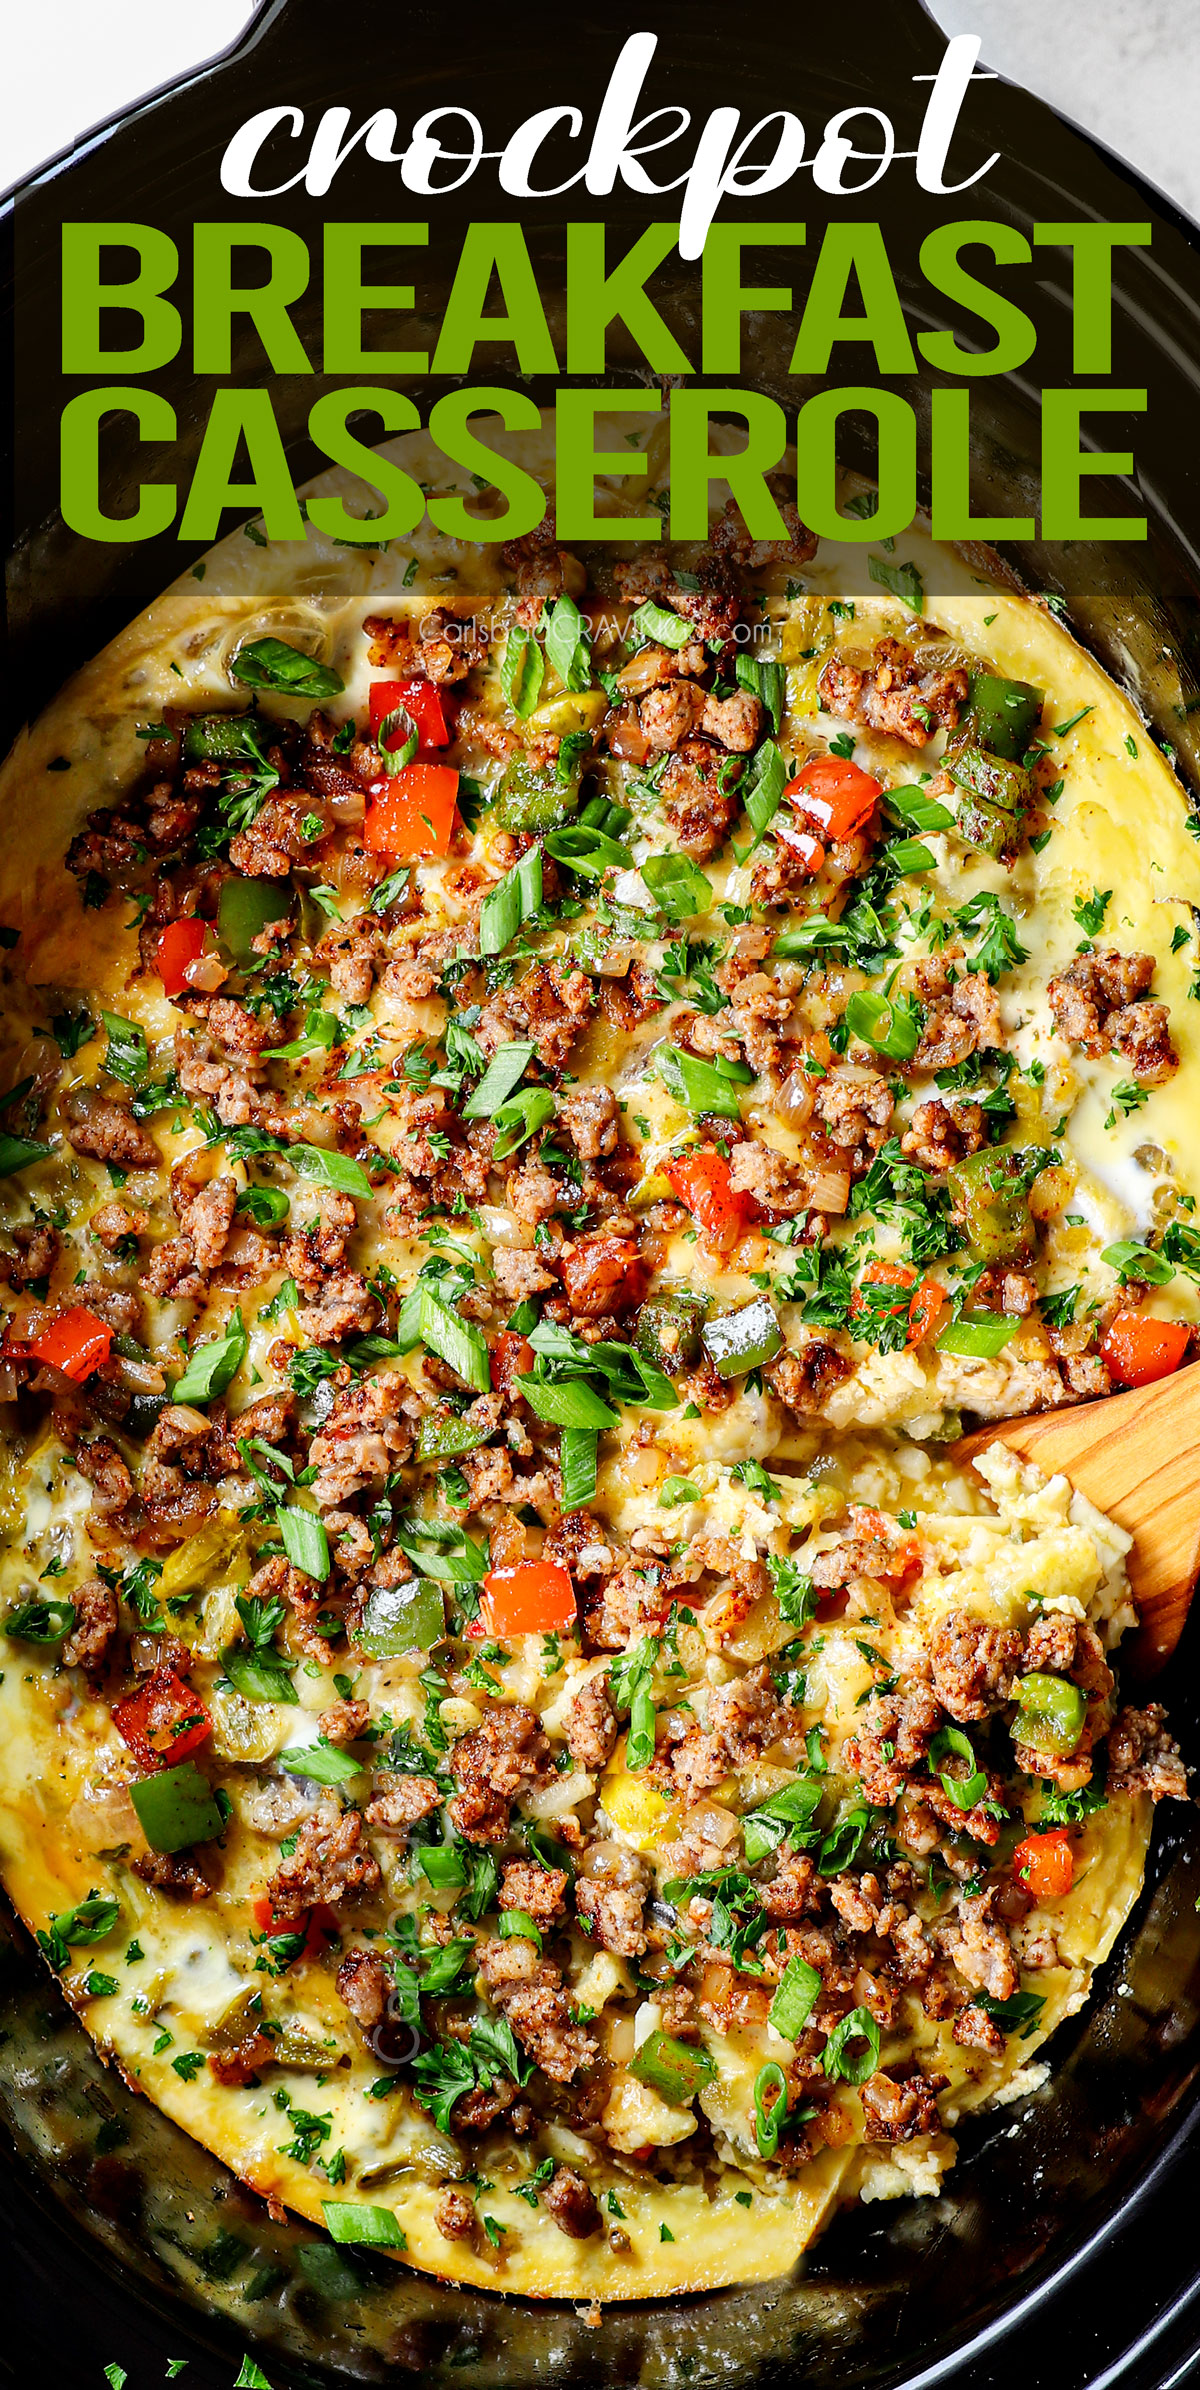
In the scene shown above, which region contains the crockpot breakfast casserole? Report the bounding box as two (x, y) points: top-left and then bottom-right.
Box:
(0, 420), (1190, 2295)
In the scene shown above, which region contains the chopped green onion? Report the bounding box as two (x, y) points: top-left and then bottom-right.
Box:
(419, 1285), (491, 1392)
(375, 705), (419, 776)
(822, 2006), (881, 2083)
(885, 784), (954, 834)
(767, 1956), (821, 2041)
(222, 1649), (298, 1705)
(173, 1307), (247, 1404)
(735, 655), (786, 733)
(928, 1724), (986, 1811)
(230, 637), (344, 698)
(655, 1043), (754, 1120)
(742, 739), (788, 845)
(288, 1145), (374, 1201)
(500, 626), (546, 719)
(628, 600), (692, 651)
(479, 847), (543, 958)
(559, 1427), (598, 1513)
(883, 838), (936, 875)
(1101, 1238), (1174, 1285)
(492, 1086), (557, 1160)
(498, 1909), (543, 1949)
(235, 1185), (292, 1225)
(628, 2029), (716, 2105)
(742, 1777), (823, 1865)
(844, 989), (921, 1061)
(276, 1505), (331, 1581)
(101, 1011), (149, 1086)
(543, 593), (592, 693)
(625, 1682), (657, 1770)
(543, 823), (632, 878)
(321, 2201), (406, 2249)
(753, 2062), (789, 2156)
(936, 1313), (1019, 1359)
(130, 1762), (226, 1854)
(278, 1739), (363, 1785)
(640, 851), (713, 920)
(516, 1375), (620, 1430)
(460, 1040), (536, 1120)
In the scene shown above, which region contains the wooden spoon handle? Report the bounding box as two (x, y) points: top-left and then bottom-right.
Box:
(950, 1365), (1200, 1674)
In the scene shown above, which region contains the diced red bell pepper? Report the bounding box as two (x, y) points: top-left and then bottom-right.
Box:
(364, 762), (460, 856)
(113, 1665), (212, 1772)
(1100, 1309), (1190, 1388)
(369, 676), (451, 750)
(252, 1892), (336, 1961)
(155, 917), (209, 998)
(30, 1306), (114, 1383)
(558, 1233), (648, 1318)
(1013, 1828), (1074, 1900)
(478, 1561), (576, 1638)
(491, 1330), (535, 1397)
(664, 1150), (749, 1252)
(852, 1507), (923, 1581)
(786, 755), (881, 841)
(852, 1262), (946, 1349)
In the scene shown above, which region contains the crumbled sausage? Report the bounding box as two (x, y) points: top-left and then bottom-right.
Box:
(62, 1575), (118, 1678)
(900, 1097), (986, 1172)
(337, 1945), (390, 2031)
(859, 2066), (944, 2141)
(66, 1095), (159, 1172)
(543, 2165), (601, 2238)
(576, 1843), (649, 1958)
(1106, 1702), (1188, 1800)
(365, 1775), (442, 1833)
(265, 1798), (382, 1922)
(435, 2185), (477, 2241)
(500, 1858), (569, 1928)
(1048, 950), (1176, 1083)
(476, 1933), (597, 2082)
(660, 738), (744, 860)
(565, 1674), (619, 1770)
(447, 1701), (552, 1842)
(930, 1611), (1023, 1723)
(818, 638), (968, 749)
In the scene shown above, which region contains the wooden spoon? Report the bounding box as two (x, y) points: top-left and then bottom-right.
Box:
(950, 1366), (1200, 1675)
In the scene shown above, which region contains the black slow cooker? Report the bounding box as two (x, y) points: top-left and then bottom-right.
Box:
(2, 5), (1200, 2382)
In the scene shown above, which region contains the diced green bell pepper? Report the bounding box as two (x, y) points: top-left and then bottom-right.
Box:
(635, 1291), (706, 1378)
(948, 788), (1018, 861)
(1012, 1672), (1088, 1755)
(355, 1578), (446, 1658)
(702, 1297), (782, 1379)
(947, 1149), (1033, 1265)
(629, 2029), (717, 2106)
(492, 755), (581, 835)
(130, 1761), (226, 1853)
(945, 738), (1032, 817)
(417, 1412), (492, 1461)
(182, 712), (261, 765)
(964, 674), (1044, 760)
(218, 875), (290, 967)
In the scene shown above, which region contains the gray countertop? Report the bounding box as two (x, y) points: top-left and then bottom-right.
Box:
(926, 0), (1200, 226)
